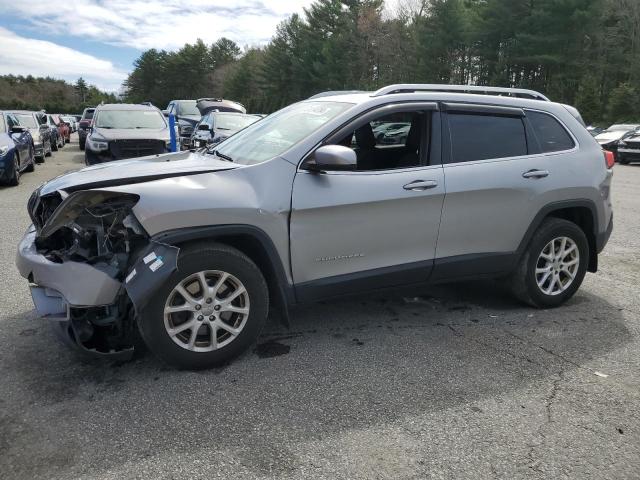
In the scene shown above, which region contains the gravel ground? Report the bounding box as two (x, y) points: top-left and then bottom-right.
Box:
(1, 135), (639, 479)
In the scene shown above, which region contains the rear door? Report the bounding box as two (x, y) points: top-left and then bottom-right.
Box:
(433, 104), (574, 279)
(290, 102), (445, 300)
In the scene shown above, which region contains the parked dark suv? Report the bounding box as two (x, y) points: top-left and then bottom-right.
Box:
(17, 84), (613, 369)
(84, 104), (170, 165)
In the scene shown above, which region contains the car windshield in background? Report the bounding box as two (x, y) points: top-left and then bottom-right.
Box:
(215, 114), (260, 131)
(95, 110), (166, 129)
(84, 110), (95, 120)
(15, 114), (37, 129)
(215, 101), (353, 165)
(178, 101), (199, 116)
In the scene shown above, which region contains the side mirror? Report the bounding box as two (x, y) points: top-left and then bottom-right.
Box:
(198, 124), (210, 131)
(309, 145), (357, 172)
(162, 110), (169, 117)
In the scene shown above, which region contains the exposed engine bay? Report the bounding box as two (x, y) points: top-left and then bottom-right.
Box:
(27, 188), (152, 356)
(31, 190), (148, 277)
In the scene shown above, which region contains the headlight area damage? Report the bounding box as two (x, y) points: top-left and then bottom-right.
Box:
(26, 189), (178, 358)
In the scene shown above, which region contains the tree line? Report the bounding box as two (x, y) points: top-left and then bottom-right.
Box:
(0, 76), (117, 114)
(121, 0), (639, 125)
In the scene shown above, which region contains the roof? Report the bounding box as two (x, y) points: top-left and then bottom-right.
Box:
(95, 103), (160, 111)
(4, 110), (40, 115)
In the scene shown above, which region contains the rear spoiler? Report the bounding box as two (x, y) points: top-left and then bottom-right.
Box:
(561, 104), (586, 127)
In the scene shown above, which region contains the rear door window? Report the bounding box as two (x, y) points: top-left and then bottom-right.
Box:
(526, 110), (575, 153)
(448, 113), (527, 163)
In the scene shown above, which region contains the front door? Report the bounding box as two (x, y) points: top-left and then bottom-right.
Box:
(290, 104), (445, 301)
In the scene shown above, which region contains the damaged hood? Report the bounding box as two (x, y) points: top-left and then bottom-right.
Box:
(40, 151), (239, 195)
(595, 130), (632, 144)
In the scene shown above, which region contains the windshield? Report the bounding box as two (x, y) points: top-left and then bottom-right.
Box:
(83, 109), (94, 120)
(15, 113), (37, 129)
(215, 113), (260, 131)
(95, 110), (166, 129)
(177, 101), (199, 116)
(214, 101), (353, 165)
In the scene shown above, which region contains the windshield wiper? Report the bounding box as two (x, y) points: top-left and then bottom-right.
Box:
(211, 150), (233, 162)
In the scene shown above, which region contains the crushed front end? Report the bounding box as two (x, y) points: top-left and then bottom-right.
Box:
(16, 187), (150, 358)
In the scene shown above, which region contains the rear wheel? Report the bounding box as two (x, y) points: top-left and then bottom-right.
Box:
(45, 139), (52, 157)
(52, 136), (59, 151)
(617, 155), (630, 165)
(137, 243), (269, 369)
(79, 139), (85, 151)
(510, 218), (588, 308)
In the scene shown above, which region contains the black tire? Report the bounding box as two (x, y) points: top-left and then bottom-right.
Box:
(137, 243), (269, 369)
(8, 154), (20, 186)
(510, 218), (589, 308)
(45, 140), (52, 157)
(25, 154), (35, 172)
(79, 139), (85, 151)
(618, 156), (629, 165)
(52, 137), (59, 151)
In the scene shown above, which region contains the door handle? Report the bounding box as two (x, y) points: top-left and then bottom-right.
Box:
(522, 169), (549, 179)
(403, 180), (438, 191)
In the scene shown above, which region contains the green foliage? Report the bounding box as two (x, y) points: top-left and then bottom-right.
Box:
(606, 83), (640, 123)
(2, 0), (639, 123)
(0, 75), (116, 113)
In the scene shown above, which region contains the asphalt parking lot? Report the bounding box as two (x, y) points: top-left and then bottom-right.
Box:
(1, 135), (639, 479)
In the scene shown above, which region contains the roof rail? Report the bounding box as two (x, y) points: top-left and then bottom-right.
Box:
(371, 84), (550, 102)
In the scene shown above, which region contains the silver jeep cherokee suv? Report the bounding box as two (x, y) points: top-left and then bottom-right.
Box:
(16, 84), (614, 369)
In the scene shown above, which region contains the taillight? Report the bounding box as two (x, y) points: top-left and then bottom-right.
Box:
(603, 150), (615, 169)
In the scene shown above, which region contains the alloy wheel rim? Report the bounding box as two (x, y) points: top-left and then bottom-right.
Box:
(535, 236), (579, 296)
(163, 270), (250, 352)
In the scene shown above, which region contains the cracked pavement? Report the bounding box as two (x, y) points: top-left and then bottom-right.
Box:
(1, 136), (639, 479)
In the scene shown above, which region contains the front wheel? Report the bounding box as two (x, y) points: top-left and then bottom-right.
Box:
(510, 218), (588, 308)
(137, 243), (269, 369)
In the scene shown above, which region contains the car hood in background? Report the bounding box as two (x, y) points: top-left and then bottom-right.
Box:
(196, 99), (246, 115)
(595, 131), (628, 143)
(94, 128), (169, 141)
(39, 151), (238, 195)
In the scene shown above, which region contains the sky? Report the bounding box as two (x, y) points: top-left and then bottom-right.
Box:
(0, 0), (318, 93)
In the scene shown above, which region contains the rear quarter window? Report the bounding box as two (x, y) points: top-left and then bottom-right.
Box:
(526, 110), (575, 153)
(448, 113), (528, 163)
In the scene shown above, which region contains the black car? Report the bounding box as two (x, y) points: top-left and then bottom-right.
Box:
(190, 112), (261, 149)
(163, 100), (201, 150)
(84, 104), (170, 165)
(0, 111), (35, 185)
(78, 107), (96, 151)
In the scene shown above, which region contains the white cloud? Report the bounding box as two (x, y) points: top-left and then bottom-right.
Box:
(0, 0), (315, 51)
(0, 27), (127, 91)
